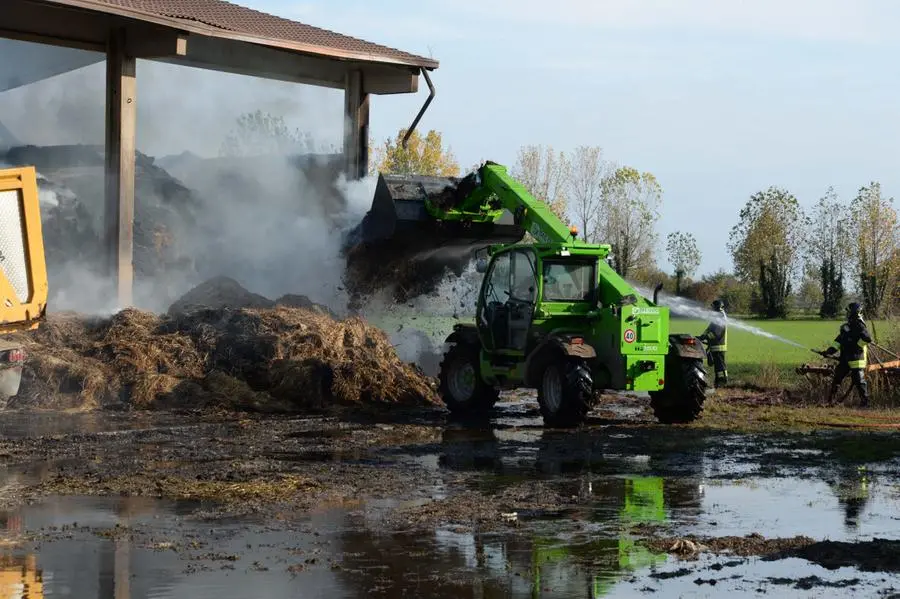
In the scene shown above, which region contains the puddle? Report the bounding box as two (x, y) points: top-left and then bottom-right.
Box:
(0, 406), (899, 596)
(4, 483), (899, 598)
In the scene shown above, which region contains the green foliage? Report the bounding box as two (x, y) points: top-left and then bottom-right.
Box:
(795, 268), (824, 315)
(666, 231), (701, 294)
(371, 128), (460, 177)
(728, 187), (804, 318)
(759, 252), (792, 318)
(682, 270), (753, 314)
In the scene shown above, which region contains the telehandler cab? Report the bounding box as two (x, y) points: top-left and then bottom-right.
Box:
(350, 161), (707, 427)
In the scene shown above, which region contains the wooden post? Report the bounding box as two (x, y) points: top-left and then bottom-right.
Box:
(343, 69), (369, 179)
(104, 27), (136, 308)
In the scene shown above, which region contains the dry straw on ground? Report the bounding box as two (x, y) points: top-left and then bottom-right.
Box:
(11, 280), (440, 413)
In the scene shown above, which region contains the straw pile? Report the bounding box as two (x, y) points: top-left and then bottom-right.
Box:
(11, 305), (439, 413)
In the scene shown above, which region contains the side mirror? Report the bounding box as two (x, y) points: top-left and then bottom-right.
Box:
(475, 258), (489, 273)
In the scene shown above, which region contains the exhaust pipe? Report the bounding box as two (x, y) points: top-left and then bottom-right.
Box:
(653, 283), (664, 305)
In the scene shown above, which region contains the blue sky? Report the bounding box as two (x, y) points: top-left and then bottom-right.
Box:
(6, 0), (900, 277)
(249, 0), (900, 276)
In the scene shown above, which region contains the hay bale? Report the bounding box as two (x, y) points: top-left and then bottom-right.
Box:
(167, 276), (274, 316)
(11, 313), (116, 409)
(18, 305), (440, 413)
(275, 294), (336, 318)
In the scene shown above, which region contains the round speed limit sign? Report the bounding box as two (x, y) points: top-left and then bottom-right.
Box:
(624, 329), (636, 343)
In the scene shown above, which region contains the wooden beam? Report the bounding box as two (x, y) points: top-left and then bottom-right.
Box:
(104, 27), (136, 309)
(363, 69), (419, 95)
(158, 35), (346, 89)
(126, 29), (188, 59)
(4, 0), (110, 51)
(344, 70), (369, 180)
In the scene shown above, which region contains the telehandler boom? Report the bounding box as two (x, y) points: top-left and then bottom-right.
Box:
(352, 161), (708, 427)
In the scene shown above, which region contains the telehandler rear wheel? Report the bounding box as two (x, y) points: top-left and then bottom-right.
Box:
(649, 357), (706, 424)
(438, 343), (499, 416)
(537, 359), (593, 428)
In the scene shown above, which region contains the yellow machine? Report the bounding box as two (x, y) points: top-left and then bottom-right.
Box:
(0, 166), (48, 402)
(0, 555), (43, 599)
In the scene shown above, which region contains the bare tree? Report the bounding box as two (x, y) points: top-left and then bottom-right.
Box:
(567, 145), (608, 243)
(598, 166), (663, 278)
(666, 231), (702, 294)
(806, 187), (852, 318)
(511, 145), (571, 223)
(853, 181), (900, 317)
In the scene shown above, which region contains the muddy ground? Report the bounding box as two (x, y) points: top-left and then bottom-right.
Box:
(0, 392), (898, 597)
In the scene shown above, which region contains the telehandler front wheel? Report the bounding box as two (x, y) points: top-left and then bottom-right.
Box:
(438, 343), (499, 416)
(649, 357), (707, 424)
(537, 360), (593, 428)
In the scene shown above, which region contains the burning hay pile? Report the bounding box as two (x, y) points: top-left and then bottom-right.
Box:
(11, 279), (439, 413)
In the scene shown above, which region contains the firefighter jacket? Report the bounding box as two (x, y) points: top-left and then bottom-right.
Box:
(827, 318), (872, 369)
(700, 311), (727, 352)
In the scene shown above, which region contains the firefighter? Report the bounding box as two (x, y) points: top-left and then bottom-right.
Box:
(699, 299), (728, 387)
(817, 302), (872, 407)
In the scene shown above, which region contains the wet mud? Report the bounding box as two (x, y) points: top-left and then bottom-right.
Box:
(0, 393), (898, 597)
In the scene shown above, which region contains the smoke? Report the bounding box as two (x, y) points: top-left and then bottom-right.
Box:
(0, 40), (374, 317)
(354, 262), (484, 377)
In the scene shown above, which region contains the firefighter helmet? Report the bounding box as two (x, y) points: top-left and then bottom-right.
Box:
(711, 299), (724, 312)
(847, 302), (863, 320)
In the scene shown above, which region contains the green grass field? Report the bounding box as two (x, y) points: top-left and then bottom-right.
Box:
(673, 318), (838, 386)
(371, 312), (895, 389)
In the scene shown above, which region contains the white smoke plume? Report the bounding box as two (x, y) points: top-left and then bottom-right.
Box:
(0, 40), (375, 317)
(0, 39), (492, 376)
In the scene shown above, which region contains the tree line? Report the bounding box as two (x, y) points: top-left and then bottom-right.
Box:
(373, 130), (664, 280)
(373, 128), (900, 319)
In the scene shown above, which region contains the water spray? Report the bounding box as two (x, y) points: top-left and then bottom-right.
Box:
(635, 284), (808, 350)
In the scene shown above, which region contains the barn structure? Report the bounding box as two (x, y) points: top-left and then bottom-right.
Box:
(1, 0), (439, 306)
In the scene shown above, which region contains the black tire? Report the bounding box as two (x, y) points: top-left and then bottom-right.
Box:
(649, 356), (707, 424)
(537, 359), (593, 428)
(438, 343), (499, 416)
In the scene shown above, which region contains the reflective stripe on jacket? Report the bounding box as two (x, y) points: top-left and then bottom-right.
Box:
(832, 319), (872, 369)
(701, 312), (727, 352)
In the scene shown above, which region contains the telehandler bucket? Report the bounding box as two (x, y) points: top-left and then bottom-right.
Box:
(346, 172), (525, 259)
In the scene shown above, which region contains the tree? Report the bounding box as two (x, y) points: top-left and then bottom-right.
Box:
(683, 270), (753, 314)
(512, 145), (571, 224)
(806, 187), (852, 318)
(567, 145), (608, 242)
(219, 110), (327, 156)
(727, 187), (804, 318)
(371, 128), (460, 177)
(852, 182), (900, 317)
(794, 267), (824, 314)
(598, 166), (663, 279)
(665, 231), (702, 295)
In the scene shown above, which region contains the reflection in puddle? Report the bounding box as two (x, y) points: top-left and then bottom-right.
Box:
(5, 470), (893, 598)
(0, 411), (897, 597)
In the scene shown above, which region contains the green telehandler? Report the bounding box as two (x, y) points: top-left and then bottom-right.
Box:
(349, 161), (708, 427)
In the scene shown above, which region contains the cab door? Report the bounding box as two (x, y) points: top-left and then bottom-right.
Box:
(476, 248), (537, 353)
